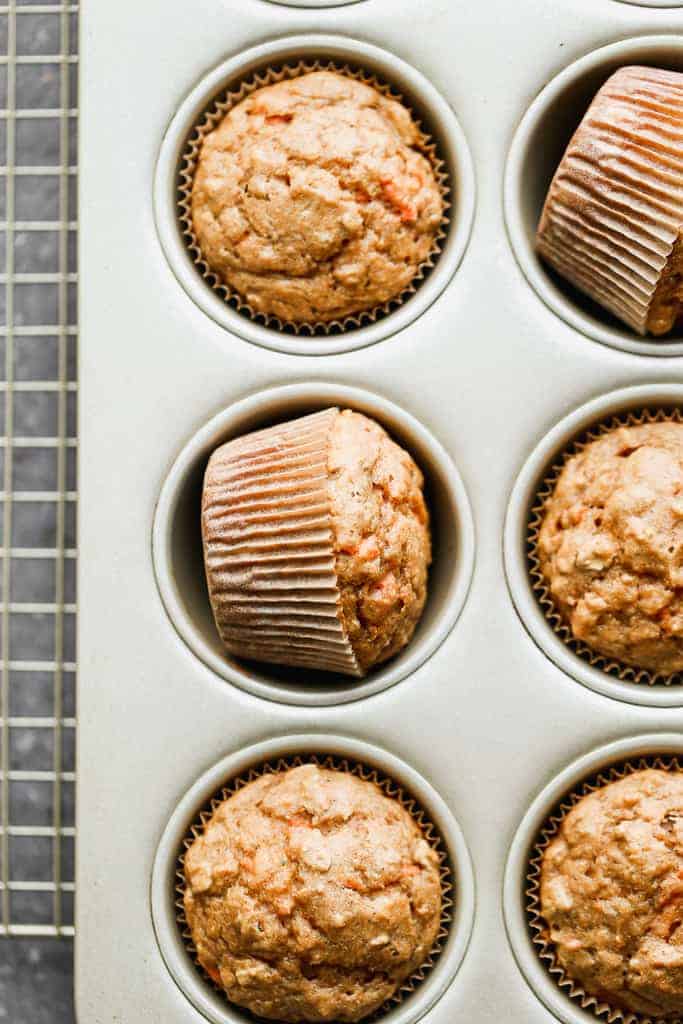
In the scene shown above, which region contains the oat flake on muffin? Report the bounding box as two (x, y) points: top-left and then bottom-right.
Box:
(538, 421), (683, 676)
(183, 763), (443, 1023)
(191, 70), (444, 324)
(540, 768), (683, 1019)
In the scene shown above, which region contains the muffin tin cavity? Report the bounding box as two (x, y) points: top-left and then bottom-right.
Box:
(152, 382), (475, 707)
(504, 383), (683, 708)
(504, 35), (683, 357)
(154, 34), (474, 356)
(151, 734), (475, 1024)
(504, 734), (683, 1024)
(266, 0), (367, 6)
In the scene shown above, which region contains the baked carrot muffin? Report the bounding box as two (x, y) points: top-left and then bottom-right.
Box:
(538, 421), (683, 675)
(183, 764), (443, 1023)
(540, 768), (683, 1018)
(191, 70), (444, 324)
(537, 66), (683, 337)
(202, 408), (431, 677)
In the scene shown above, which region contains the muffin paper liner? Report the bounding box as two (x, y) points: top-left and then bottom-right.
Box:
(527, 406), (683, 688)
(526, 754), (683, 1024)
(202, 407), (363, 678)
(177, 59), (451, 336)
(175, 753), (454, 1021)
(536, 66), (683, 337)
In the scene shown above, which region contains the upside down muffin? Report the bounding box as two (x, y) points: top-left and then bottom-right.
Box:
(202, 408), (431, 677)
(540, 768), (683, 1018)
(538, 420), (683, 675)
(536, 66), (683, 338)
(191, 70), (444, 323)
(183, 764), (443, 1022)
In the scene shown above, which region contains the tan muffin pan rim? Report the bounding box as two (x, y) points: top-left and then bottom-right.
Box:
(153, 33), (475, 357)
(503, 732), (683, 1024)
(504, 35), (683, 358)
(152, 382), (475, 708)
(503, 383), (683, 709)
(151, 733), (475, 1024)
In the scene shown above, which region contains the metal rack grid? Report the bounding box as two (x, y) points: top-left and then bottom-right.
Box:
(0, 0), (78, 938)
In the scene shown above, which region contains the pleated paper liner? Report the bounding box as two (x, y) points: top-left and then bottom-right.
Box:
(175, 753), (455, 1023)
(177, 58), (451, 337)
(527, 406), (683, 688)
(201, 407), (363, 678)
(526, 753), (683, 1024)
(536, 66), (683, 338)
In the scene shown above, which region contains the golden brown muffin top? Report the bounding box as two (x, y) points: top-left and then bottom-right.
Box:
(184, 764), (442, 1023)
(328, 410), (431, 673)
(541, 768), (683, 1018)
(191, 70), (444, 324)
(538, 421), (683, 675)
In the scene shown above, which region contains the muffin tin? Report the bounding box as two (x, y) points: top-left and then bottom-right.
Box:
(78, 1), (683, 1023)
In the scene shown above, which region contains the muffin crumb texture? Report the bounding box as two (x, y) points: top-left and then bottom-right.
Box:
(329, 410), (431, 673)
(183, 764), (443, 1023)
(191, 70), (444, 324)
(540, 768), (683, 1019)
(650, 234), (683, 338)
(538, 421), (683, 675)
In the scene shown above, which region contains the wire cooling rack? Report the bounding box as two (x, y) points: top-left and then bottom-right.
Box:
(0, 0), (77, 938)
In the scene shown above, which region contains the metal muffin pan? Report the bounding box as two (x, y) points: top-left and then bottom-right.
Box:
(78, 1), (683, 1023)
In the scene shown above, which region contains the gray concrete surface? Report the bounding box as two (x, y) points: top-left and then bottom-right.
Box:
(0, 939), (74, 1022)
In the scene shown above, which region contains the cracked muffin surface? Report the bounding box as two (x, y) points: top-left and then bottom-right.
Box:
(328, 410), (431, 673)
(191, 70), (444, 324)
(538, 421), (683, 675)
(540, 769), (683, 1019)
(183, 764), (442, 1023)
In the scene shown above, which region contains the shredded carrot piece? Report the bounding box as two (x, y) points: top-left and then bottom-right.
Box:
(341, 877), (364, 891)
(265, 113), (293, 124)
(287, 814), (311, 828)
(381, 180), (417, 223)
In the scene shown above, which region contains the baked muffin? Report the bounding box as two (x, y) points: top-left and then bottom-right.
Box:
(191, 70), (444, 324)
(537, 66), (683, 337)
(183, 764), (443, 1023)
(540, 768), (683, 1019)
(202, 408), (431, 677)
(538, 420), (683, 675)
